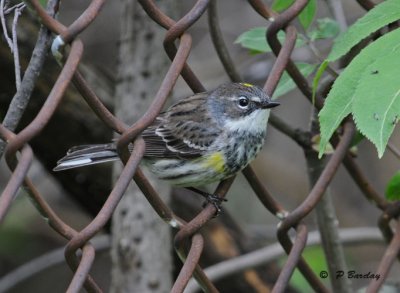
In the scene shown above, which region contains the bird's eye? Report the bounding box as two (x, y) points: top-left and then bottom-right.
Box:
(238, 97), (249, 109)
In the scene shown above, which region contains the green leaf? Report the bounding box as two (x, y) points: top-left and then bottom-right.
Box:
(385, 171), (400, 201)
(272, 0), (294, 12)
(352, 50), (400, 158)
(272, 0), (317, 30)
(312, 61), (328, 105)
(273, 63), (317, 98)
(235, 28), (305, 54)
(313, 1), (400, 101)
(327, 0), (400, 62)
(235, 27), (270, 53)
(318, 29), (400, 158)
(298, 0), (317, 30)
(308, 18), (340, 41)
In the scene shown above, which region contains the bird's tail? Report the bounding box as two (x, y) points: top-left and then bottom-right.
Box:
(53, 143), (119, 171)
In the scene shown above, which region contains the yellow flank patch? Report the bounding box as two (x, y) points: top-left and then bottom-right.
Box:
(203, 152), (225, 173)
(241, 82), (254, 88)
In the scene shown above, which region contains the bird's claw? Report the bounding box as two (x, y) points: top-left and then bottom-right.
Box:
(202, 194), (227, 217)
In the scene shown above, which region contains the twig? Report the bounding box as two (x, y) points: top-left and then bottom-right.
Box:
(11, 3), (25, 91)
(185, 227), (383, 293)
(0, 1), (28, 91)
(0, 0), (13, 50)
(0, 0), (58, 159)
(4, 2), (25, 14)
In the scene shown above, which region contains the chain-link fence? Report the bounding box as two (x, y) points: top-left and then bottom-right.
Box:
(1, 0), (399, 292)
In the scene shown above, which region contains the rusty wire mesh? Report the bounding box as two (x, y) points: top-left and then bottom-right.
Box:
(1, 0), (400, 292)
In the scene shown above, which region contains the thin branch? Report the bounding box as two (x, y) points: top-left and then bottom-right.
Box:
(11, 3), (25, 91)
(4, 2), (25, 14)
(185, 228), (383, 293)
(0, 0), (58, 159)
(0, 0), (13, 50)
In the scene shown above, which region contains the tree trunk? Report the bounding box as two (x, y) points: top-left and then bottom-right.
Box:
(110, 1), (179, 292)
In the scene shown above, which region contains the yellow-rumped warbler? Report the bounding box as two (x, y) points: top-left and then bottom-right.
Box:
(54, 83), (279, 188)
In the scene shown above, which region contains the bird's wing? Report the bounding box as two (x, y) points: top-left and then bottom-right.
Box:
(142, 92), (221, 158)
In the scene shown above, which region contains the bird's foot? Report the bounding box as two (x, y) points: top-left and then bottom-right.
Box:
(186, 187), (227, 216)
(201, 193), (227, 216)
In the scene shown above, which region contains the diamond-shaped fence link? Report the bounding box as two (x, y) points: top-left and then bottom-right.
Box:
(1, 0), (399, 292)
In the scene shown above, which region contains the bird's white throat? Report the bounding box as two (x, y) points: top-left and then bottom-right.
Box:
(224, 109), (270, 133)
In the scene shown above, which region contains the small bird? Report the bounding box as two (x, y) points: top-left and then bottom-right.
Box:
(54, 83), (279, 200)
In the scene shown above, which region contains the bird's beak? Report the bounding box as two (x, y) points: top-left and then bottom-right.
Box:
(261, 99), (280, 109)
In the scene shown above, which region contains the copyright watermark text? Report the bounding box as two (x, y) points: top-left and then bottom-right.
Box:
(319, 270), (380, 281)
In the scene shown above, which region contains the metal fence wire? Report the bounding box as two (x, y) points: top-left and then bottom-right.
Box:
(1, 0), (399, 292)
